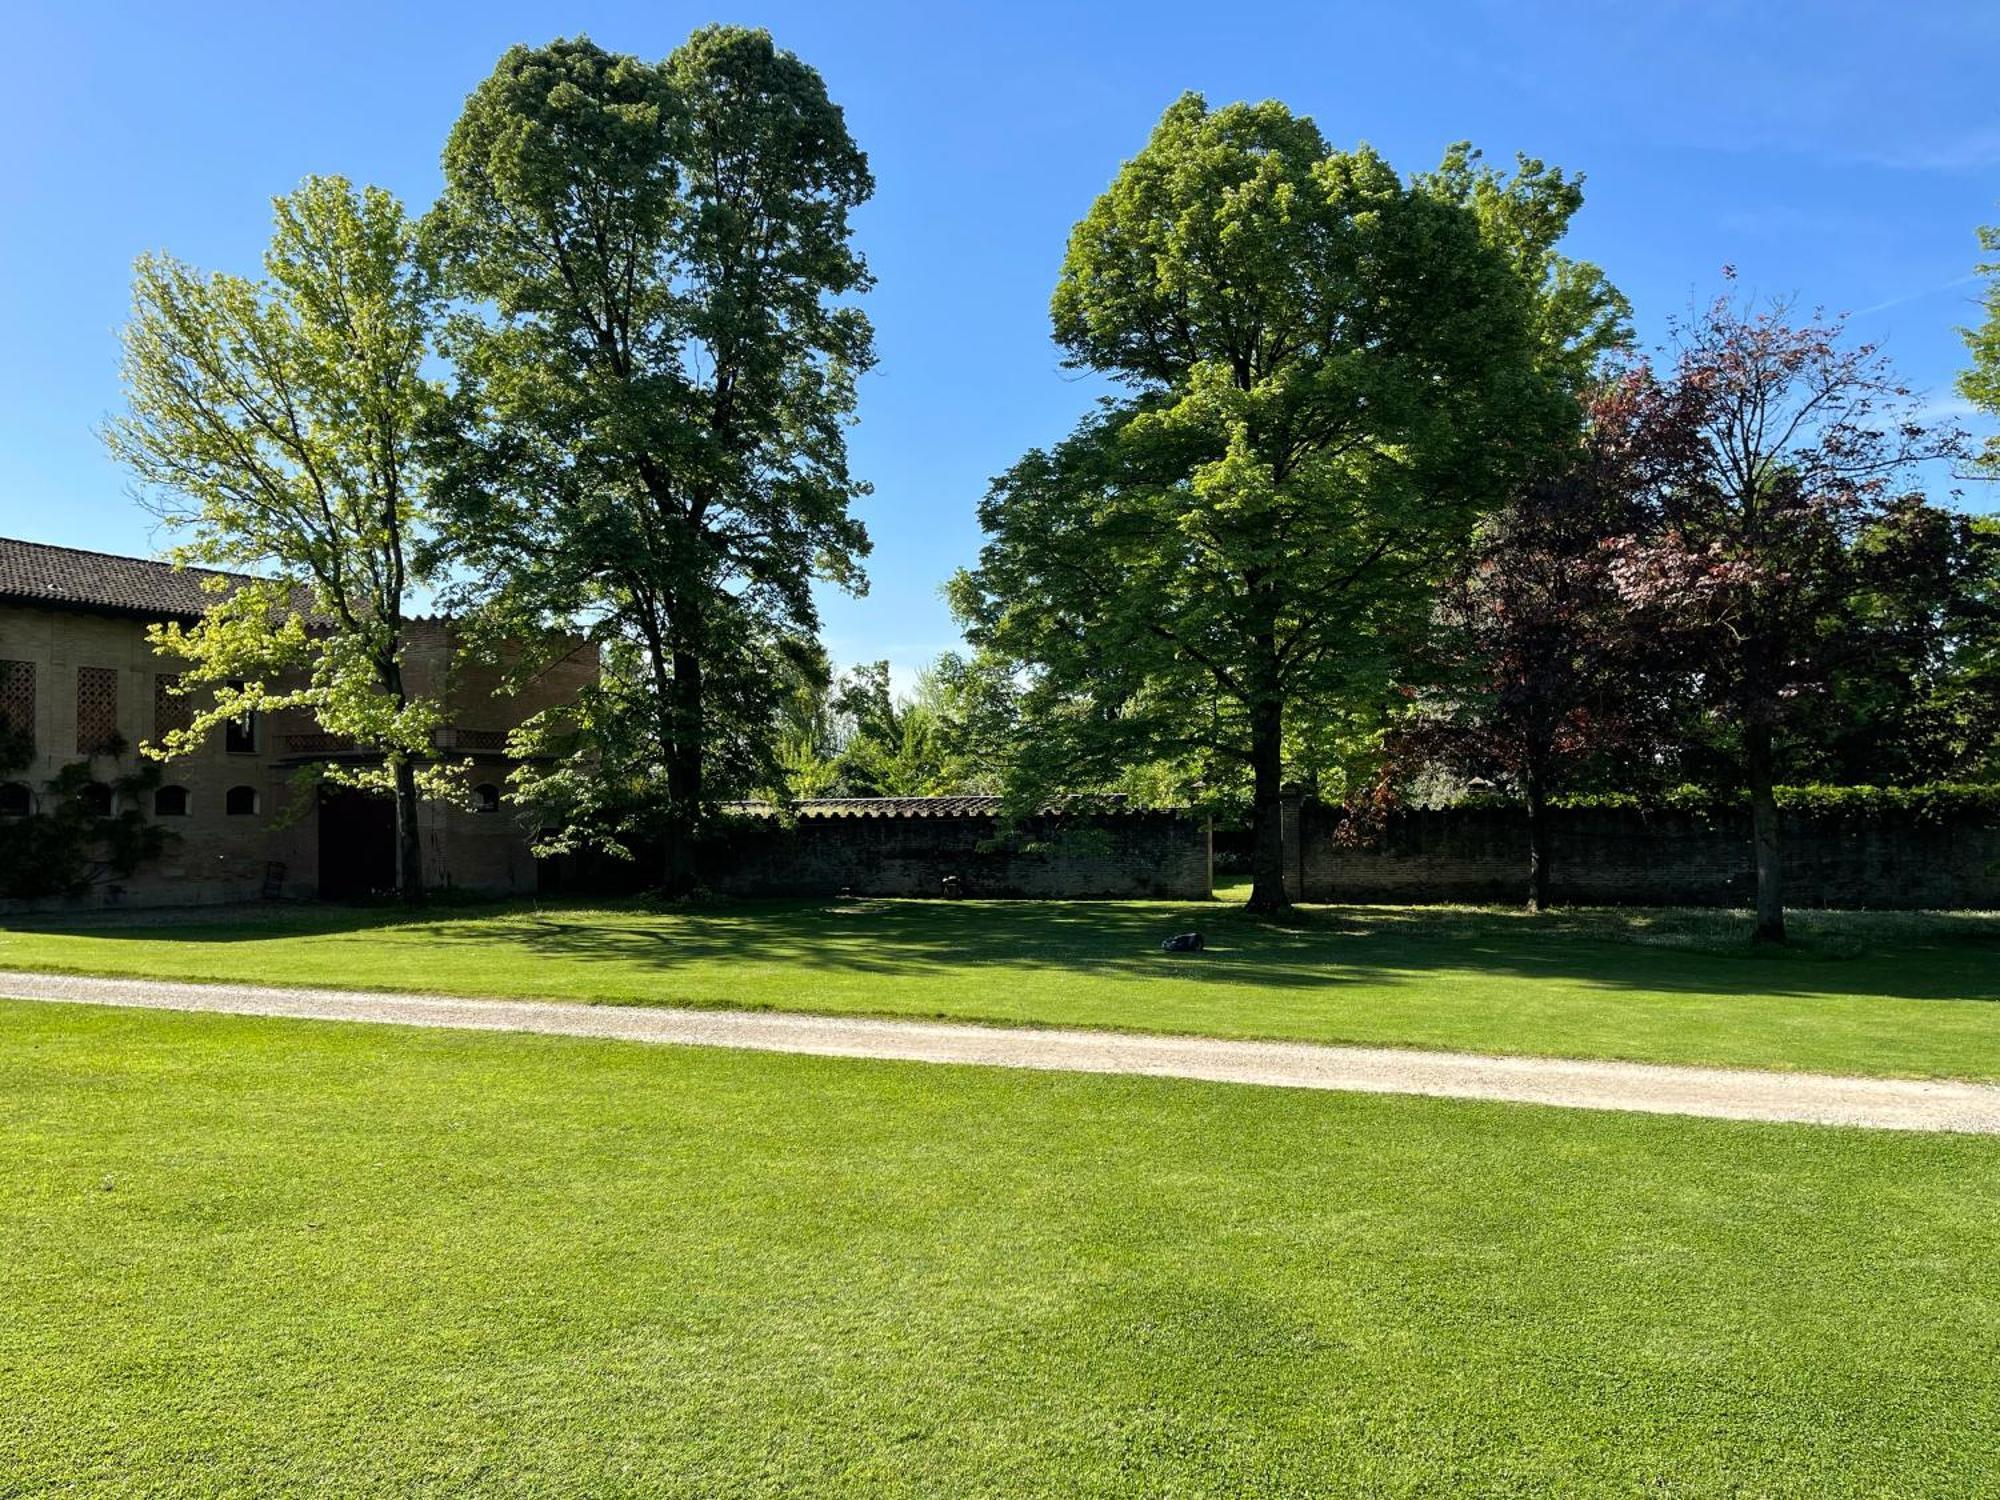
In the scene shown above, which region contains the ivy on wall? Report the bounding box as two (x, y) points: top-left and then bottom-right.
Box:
(1442, 782), (2000, 823)
(0, 722), (174, 900)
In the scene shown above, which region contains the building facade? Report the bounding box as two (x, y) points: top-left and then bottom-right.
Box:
(0, 537), (593, 911)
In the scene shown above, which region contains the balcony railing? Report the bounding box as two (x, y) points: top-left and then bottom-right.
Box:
(434, 726), (510, 752)
(282, 726), (513, 756)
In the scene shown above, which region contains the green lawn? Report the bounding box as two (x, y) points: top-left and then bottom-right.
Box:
(4, 999), (1998, 1497)
(3, 893), (1999, 1078)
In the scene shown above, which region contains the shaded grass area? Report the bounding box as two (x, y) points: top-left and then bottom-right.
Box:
(5, 1000), (2000, 1497)
(3, 894), (1999, 1078)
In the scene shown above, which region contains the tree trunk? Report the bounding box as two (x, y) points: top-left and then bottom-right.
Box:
(1244, 695), (1289, 914)
(1524, 758), (1551, 914)
(391, 753), (424, 906)
(663, 645), (704, 896)
(377, 652), (424, 907)
(1745, 720), (1785, 944)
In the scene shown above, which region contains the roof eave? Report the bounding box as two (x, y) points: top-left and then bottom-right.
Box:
(0, 592), (203, 625)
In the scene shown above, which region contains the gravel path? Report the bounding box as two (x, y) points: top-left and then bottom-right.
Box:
(5, 968), (1998, 1133)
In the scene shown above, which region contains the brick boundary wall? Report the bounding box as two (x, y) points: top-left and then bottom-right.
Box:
(704, 811), (1213, 900)
(1291, 803), (2000, 909)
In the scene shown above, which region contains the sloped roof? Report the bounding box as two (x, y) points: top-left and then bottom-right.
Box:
(0, 537), (248, 620)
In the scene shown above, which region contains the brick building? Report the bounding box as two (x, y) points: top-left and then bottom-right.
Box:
(0, 537), (593, 910)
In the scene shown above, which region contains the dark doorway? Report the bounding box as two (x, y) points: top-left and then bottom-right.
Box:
(318, 786), (396, 900)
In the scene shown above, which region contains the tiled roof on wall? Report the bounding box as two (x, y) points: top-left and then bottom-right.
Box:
(0, 537), (248, 619)
(723, 795), (1143, 819)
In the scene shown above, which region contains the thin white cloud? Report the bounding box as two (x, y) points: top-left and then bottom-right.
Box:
(1911, 393), (1981, 424)
(1851, 273), (1983, 318)
(1854, 127), (2000, 172)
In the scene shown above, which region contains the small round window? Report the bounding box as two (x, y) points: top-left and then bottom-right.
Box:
(225, 785), (260, 817)
(474, 782), (501, 814)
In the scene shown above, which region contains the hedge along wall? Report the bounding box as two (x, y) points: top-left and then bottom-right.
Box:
(1294, 802), (2000, 909)
(705, 810), (1212, 900)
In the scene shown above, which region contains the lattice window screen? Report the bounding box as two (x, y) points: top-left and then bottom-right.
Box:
(76, 666), (120, 754)
(154, 674), (192, 740)
(0, 659), (33, 746)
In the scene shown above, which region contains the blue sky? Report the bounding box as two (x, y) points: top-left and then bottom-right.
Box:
(5, 1), (1998, 688)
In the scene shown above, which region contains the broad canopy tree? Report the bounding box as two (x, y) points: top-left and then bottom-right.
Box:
(1384, 378), (1657, 912)
(953, 95), (1616, 911)
(105, 176), (445, 903)
(1811, 504), (2000, 785)
(1607, 286), (1964, 942)
(1384, 304), (1986, 924)
(430, 28), (874, 888)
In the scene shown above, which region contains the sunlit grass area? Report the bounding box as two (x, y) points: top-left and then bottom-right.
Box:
(4, 893), (1998, 1078)
(5, 1000), (1999, 1497)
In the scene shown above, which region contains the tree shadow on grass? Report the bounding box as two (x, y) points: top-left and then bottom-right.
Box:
(13, 895), (1999, 1006)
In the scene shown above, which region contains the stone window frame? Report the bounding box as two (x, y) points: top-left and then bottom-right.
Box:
(154, 785), (192, 818)
(225, 784), (260, 817)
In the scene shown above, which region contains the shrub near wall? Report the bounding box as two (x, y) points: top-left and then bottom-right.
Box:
(1298, 787), (2000, 909)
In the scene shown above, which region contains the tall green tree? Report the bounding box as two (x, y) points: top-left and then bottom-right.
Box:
(1814, 505), (2000, 784)
(1959, 217), (2000, 468)
(1955, 218), (2000, 758)
(953, 95), (1601, 910)
(105, 176), (444, 902)
(430, 28), (874, 890)
(1417, 143), (1630, 389)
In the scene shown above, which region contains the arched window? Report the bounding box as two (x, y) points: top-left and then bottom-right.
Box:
(474, 782), (501, 814)
(154, 785), (190, 818)
(0, 782), (30, 817)
(225, 785), (259, 816)
(78, 782), (115, 818)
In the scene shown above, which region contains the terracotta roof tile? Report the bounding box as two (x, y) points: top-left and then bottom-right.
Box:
(800, 796), (1004, 818)
(0, 537), (249, 619)
(723, 795), (1140, 819)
